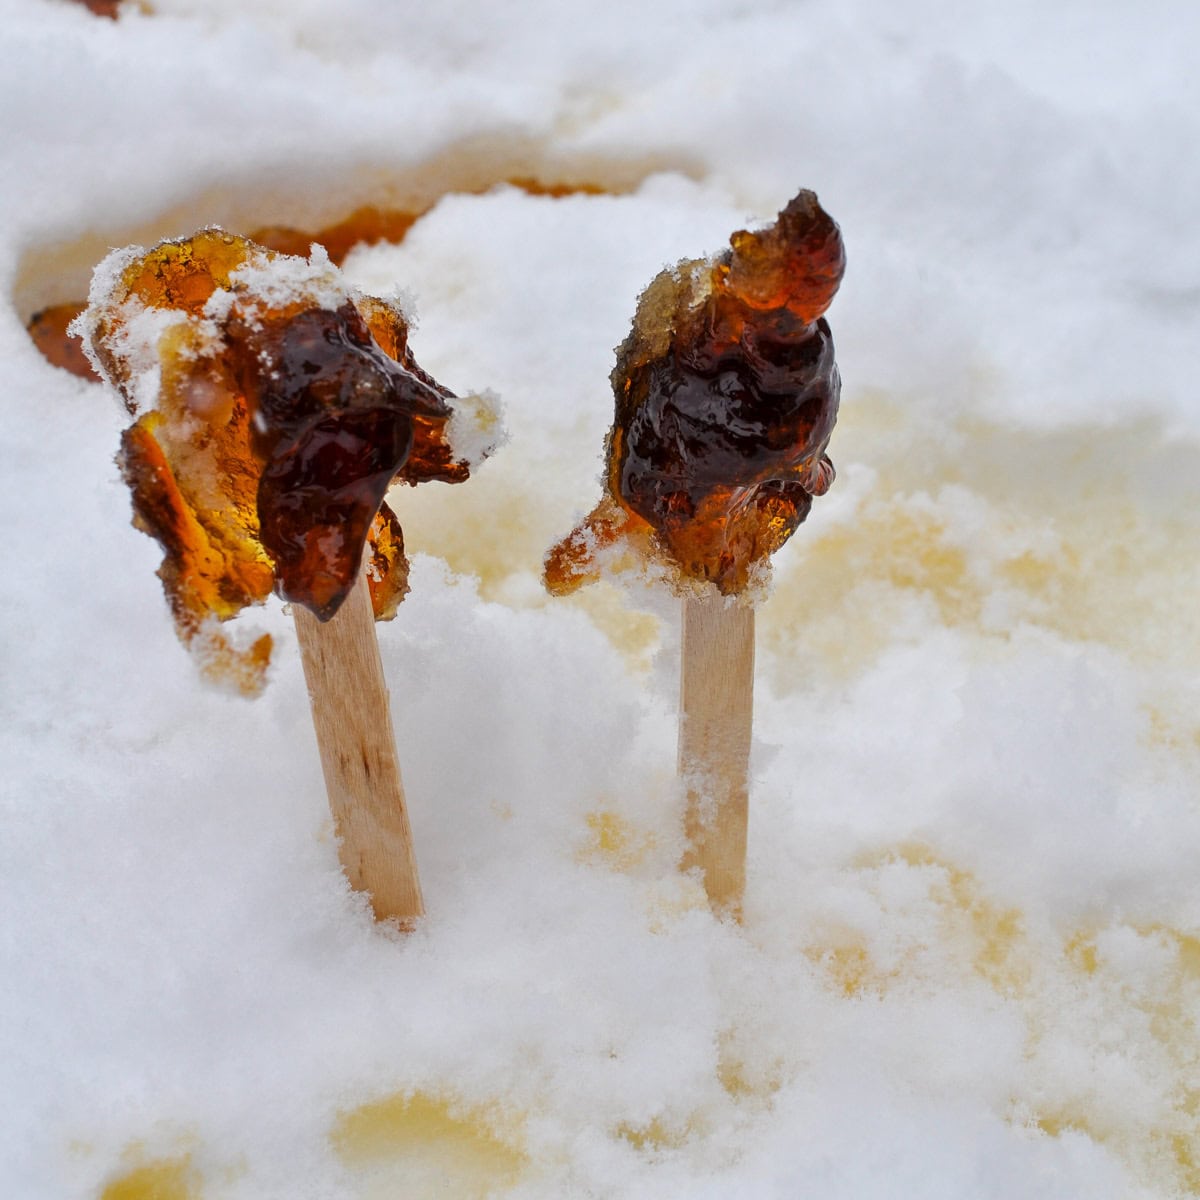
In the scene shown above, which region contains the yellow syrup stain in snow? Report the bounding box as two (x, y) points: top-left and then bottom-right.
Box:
(1032, 921), (1200, 1195)
(1142, 704), (1200, 755)
(762, 396), (1200, 689)
(796, 842), (1200, 1194)
(99, 1155), (199, 1200)
(1063, 930), (1100, 976)
(806, 843), (1031, 999)
(715, 1028), (785, 1108)
(799, 506), (976, 627)
(568, 584), (662, 674)
(806, 928), (882, 998)
(331, 1091), (526, 1200)
(578, 809), (656, 871)
(615, 1115), (693, 1152)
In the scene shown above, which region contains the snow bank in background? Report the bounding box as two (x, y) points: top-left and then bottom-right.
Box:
(2, 0), (1198, 1197)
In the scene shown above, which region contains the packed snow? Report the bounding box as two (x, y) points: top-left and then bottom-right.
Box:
(2, 1), (1198, 1197)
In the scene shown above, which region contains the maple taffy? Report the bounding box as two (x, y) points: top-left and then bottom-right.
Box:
(544, 190), (844, 918)
(75, 228), (502, 694)
(545, 189), (844, 597)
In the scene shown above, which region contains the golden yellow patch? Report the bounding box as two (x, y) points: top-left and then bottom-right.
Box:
(762, 397), (1200, 693)
(99, 1156), (198, 1200)
(615, 1115), (692, 1152)
(579, 810), (656, 870)
(566, 585), (662, 674)
(715, 1029), (783, 1104)
(1142, 705), (1200, 754)
(820, 843), (1031, 996)
(1037, 921), (1200, 1194)
(1063, 931), (1099, 975)
(331, 1090), (525, 1200)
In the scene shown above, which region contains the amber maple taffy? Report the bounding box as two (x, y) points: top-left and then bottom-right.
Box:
(545, 191), (845, 919)
(75, 229), (502, 925)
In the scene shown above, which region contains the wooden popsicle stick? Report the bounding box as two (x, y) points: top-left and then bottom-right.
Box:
(293, 565), (424, 925)
(678, 593), (755, 921)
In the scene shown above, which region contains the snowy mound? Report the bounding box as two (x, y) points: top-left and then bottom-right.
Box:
(3, 2), (1199, 1198)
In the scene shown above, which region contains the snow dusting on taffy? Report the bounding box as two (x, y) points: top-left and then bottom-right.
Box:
(3, 1), (1200, 1198)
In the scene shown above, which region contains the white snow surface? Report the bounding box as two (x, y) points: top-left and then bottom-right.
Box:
(2, 1), (1199, 1198)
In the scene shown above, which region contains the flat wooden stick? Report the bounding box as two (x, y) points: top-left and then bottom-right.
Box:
(678, 593), (755, 920)
(293, 566), (424, 925)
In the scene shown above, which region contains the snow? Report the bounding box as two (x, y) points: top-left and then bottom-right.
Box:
(220, 242), (347, 321)
(2, 1), (1199, 1198)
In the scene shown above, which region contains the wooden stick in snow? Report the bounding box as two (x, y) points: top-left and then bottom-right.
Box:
(678, 593), (755, 920)
(293, 565), (424, 925)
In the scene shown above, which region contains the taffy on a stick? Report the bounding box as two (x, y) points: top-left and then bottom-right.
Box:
(76, 229), (502, 923)
(546, 190), (845, 918)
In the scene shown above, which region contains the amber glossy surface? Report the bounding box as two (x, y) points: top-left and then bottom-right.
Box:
(251, 206), (419, 267)
(75, 0), (121, 17)
(27, 302), (97, 379)
(546, 189), (844, 595)
(228, 297), (457, 617)
(86, 229), (473, 691)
